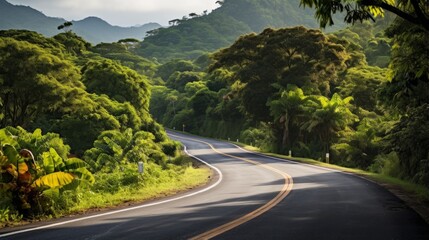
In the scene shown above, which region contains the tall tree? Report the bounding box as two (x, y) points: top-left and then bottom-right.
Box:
(81, 59), (151, 115)
(53, 32), (90, 55)
(268, 85), (308, 151)
(210, 26), (348, 121)
(0, 37), (84, 128)
(302, 93), (357, 152)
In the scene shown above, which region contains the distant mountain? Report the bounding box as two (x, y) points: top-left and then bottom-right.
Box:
(0, 0), (161, 44)
(136, 0), (345, 61)
(71, 17), (161, 44)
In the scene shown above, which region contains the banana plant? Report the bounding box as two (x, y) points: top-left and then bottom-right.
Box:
(0, 128), (94, 216)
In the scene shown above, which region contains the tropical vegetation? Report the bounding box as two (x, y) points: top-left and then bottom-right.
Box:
(1, 0), (428, 227)
(148, 0), (428, 193)
(0, 28), (209, 226)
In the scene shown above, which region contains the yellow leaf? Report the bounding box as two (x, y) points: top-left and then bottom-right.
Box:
(17, 162), (29, 174)
(0, 156), (8, 166)
(369, 6), (384, 17)
(32, 172), (75, 188)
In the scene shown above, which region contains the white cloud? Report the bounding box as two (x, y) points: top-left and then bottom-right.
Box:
(7, 0), (219, 26)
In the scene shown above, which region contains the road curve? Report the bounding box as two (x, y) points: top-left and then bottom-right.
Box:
(1, 132), (428, 239)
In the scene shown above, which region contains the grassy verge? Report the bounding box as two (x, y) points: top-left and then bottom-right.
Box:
(1, 155), (212, 227)
(68, 166), (211, 213)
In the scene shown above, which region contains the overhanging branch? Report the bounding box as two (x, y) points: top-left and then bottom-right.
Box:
(367, 0), (429, 31)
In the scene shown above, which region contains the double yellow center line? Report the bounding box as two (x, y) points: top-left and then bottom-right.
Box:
(169, 134), (293, 239)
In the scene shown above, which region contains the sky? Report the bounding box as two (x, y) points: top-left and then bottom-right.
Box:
(7, 0), (220, 26)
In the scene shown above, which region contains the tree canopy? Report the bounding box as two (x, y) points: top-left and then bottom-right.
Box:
(210, 26), (348, 121)
(0, 37), (84, 128)
(300, 0), (429, 31)
(81, 59), (151, 115)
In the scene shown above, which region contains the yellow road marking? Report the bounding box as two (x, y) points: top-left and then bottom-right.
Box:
(169, 133), (293, 240)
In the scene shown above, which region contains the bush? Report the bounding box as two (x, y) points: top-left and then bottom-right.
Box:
(369, 152), (402, 178)
(161, 141), (179, 156)
(240, 123), (275, 152)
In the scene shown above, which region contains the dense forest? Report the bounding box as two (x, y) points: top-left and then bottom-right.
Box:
(147, 0), (428, 189)
(0, 29), (209, 223)
(1, 0), (428, 225)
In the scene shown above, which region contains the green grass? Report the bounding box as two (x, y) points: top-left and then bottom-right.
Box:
(0, 156), (212, 227)
(67, 166), (211, 213)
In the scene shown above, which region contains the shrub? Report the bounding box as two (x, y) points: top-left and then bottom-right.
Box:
(369, 152), (402, 178)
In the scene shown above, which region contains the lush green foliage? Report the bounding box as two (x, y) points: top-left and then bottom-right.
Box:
(0, 127), (94, 218)
(299, 0), (429, 31)
(82, 59), (151, 114)
(90, 41), (158, 79)
(0, 37), (84, 128)
(150, 13), (428, 189)
(1, 0), (428, 223)
(0, 29), (205, 225)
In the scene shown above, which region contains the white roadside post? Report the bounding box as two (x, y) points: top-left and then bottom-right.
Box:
(326, 153), (330, 164)
(289, 150), (292, 157)
(138, 161), (144, 174)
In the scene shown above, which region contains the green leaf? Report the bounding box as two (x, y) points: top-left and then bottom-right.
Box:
(42, 151), (55, 174)
(0, 129), (11, 143)
(103, 136), (123, 156)
(64, 158), (88, 170)
(32, 129), (42, 139)
(32, 172), (75, 188)
(73, 167), (95, 185)
(2, 144), (19, 165)
(42, 148), (66, 173)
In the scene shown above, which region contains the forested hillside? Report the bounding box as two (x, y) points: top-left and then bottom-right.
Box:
(147, 0), (428, 192)
(136, 0), (345, 61)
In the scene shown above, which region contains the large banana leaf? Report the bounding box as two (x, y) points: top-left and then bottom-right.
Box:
(2, 144), (19, 165)
(0, 129), (15, 145)
(65, 158), (88, 170)
(32, 128), (42, 138)
(32, 172), (74, 188)
(73, 167), (95, 185)
(61, 167), (95, 191)
(42, 148), (66, 174)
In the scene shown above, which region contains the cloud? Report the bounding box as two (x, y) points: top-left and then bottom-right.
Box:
(7, 0), (218, 26)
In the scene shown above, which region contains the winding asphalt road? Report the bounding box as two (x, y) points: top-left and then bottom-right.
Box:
(1, 132), (428, 239)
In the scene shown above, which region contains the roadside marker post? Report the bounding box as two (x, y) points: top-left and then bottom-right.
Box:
(138, 161), (144, 174)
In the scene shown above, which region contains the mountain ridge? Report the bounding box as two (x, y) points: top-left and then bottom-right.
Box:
(0, 0), (161, 43)
(136, 0), (345, 61)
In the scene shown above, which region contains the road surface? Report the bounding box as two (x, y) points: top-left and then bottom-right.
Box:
(1, 132), (428, 239)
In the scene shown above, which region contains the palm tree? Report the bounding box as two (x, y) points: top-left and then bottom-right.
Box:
(268, 85), (308, 151)
(302, 93), (357, 153)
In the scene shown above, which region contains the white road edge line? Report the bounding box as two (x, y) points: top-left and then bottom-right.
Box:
(0, 145), (223, 238)
(233, 144), (341, 173)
